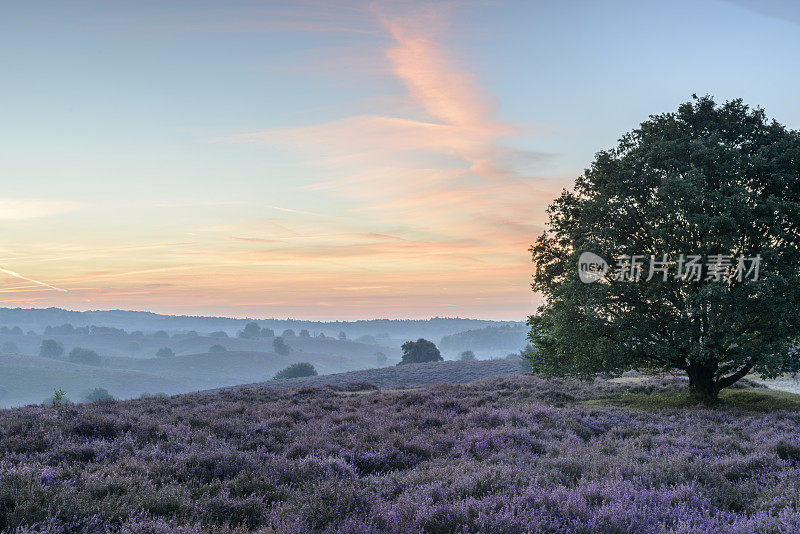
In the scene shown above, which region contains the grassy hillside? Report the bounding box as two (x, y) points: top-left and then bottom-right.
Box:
(107, 349), (395, 390)
(1, 373), (799, 531)
(0, 355), (183, 408)
(0, 331), (404, 406)
(256, 358), (521, 389)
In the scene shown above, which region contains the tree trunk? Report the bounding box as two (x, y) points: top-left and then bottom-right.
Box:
(686, 359), (755, 405)
(686, 363), (719, 405)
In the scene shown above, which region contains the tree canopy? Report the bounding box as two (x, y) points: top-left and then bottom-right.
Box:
(39, 339), (65, 359)
(398, 338), (443, 365)
(273, 337), (291, 356)
(527, 96), (800, 402)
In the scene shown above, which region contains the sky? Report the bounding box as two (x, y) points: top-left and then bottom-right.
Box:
(1, 0), (799, 320)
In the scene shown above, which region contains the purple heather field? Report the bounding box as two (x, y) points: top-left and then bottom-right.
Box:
(2, 374), (800, 533)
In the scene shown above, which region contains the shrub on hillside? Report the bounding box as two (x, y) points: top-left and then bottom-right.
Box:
(82, 388), (115, 403)
(272, 362), (317, 380)
(273, 337), (291, 356)
(139, 392), (168, 399)
(209, 344), (227, 353)
(68, 347), (101, 366)
(460, 350), (476, 361)
(156, 347), (175, 358)
(39, 339), (65, 359)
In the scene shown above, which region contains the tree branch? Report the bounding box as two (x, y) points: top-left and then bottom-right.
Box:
(715, 360), (755, 392)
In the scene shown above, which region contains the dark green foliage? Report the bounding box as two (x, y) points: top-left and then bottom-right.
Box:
(237, 322), (262, 339)
(273, 362), (317, 380)
(299, 329), (310, 337)
(282, 329), (296, 337)
(45, 388), (70, 407)
(208, 344), (227, 353)
(209, 330), (229, 338)
(338, 331), (347, 341)
(155, 347), (175, 359)
(39, 339), (65, 359)
(68, 347), (101, 366)
(238, 322), (274, 339)
(398, 338), (443, 365)
(528, 96), (800, 402)
(273, 337), (291, 356)
(460, 350), (476, 361)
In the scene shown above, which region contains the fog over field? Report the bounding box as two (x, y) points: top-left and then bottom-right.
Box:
(0, 308), (527, 408)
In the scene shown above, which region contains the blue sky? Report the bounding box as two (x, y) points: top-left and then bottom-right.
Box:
(1, 0), (798, 319)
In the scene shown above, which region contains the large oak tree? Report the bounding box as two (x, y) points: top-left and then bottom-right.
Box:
(527, 96), (800, 402)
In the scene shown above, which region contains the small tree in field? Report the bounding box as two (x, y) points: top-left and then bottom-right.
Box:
(398, 338), (443, 365)
(155, 347), (175, 359)
(460, 350), (476, 361)
(375, 351), (388, 367)
(273, 337), (291, 356)
(83, 388), (114, 403)
(40, 339), (65, 359)
(527, 96), (800, 403)
(238, 322), (261, 339)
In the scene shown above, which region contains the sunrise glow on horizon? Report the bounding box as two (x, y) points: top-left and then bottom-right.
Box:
(3, 0), (800, 320)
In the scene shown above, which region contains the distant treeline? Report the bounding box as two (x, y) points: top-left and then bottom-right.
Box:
(439, 324), (528, 353)
(0, 307), (522, 340)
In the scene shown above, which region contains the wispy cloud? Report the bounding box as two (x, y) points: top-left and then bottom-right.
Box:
(219, 1), (561, 318)
(0, 266), (68, 292)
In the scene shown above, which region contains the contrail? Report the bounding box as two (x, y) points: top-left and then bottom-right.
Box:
(0, 266), (68, 292)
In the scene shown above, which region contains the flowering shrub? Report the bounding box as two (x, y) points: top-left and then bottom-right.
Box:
(1, 374), (799, 532)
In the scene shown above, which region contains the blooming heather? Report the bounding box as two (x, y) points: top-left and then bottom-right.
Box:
(1, 375), (799, 532)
